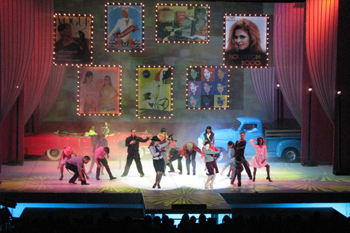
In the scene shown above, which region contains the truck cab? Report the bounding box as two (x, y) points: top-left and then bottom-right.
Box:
(198, 116), (301, 162)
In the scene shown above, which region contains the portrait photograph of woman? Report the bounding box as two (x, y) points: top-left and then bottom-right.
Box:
(224, 16), (268, 67)
(54, 14), (92, 65)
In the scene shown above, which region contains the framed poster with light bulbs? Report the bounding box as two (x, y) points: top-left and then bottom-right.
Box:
(156, 3), (210, 44)
(186, 66), (230, 110)
(224, 14), (269, 68)
(105, 2), (144, 52)
(54, 13), (93, 66)
(136, 66), (173, 119)
(77, 65), (122, 116)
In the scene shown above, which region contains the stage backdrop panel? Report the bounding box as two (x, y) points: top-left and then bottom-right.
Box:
(105, 3), (144, 52)
(137, 66), (173, 118)
(224, 14), (269, 68)
(54, 13), (93, 65)
(78, 66), (122, 116)
(187, 66), (230, 110)
(156, 3), (210, 43)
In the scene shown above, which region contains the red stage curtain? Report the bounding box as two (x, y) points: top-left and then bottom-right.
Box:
(250, 67), (276, 123)
(273, 3), (305, 126)
(0, 0), (35, 121)
(306, 0), (338, 124)
(39, 65), (67, 121)
(24, 0), (54, 123)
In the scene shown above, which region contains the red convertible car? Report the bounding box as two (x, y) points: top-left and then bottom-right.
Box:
(24, 131), (152, 160)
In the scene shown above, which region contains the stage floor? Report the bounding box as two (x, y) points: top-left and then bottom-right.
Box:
(1, 158), (350, 217)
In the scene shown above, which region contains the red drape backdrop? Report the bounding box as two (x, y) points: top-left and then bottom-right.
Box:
(39, 65), (67, 121)
(306, 0), (338, 124)
(24, 0), (54, 123)
(273, 3), (305, 127)
(0, 0), (35, 121)
(0, 0), (54, 166)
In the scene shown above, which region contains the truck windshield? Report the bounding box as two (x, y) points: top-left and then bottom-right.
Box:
(232, 120), (241, 131)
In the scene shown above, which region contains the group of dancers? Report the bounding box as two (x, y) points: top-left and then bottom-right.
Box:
(56, 126), (272, 188)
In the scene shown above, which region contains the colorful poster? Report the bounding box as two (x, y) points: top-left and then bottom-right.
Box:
(187, 67), (229, 109)
(78, 66), (121, 116)
(137, 67), (173, 118)
(224, 15), (268, 68)
(156, 4), (209, 43)
(54, 14), (93, 65)
(106, 3), (144, 51)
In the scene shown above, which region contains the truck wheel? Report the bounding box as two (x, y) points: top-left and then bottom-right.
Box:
(282, 148), (300, 163)
(46, 149), (61, 161)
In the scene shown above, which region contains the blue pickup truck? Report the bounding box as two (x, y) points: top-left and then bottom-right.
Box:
(198, 116), (301, 163)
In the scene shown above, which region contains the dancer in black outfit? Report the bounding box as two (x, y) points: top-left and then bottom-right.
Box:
(235, 132), (252, 180)
(121, 129), (150, 177)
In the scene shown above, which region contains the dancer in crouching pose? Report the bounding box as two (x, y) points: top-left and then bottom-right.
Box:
(57, 146), (76, 180)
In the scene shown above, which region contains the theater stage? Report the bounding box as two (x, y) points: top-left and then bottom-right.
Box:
(1, 157), (350, 219)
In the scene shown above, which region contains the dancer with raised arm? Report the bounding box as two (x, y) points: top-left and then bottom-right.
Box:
(249, 137), (272, 182)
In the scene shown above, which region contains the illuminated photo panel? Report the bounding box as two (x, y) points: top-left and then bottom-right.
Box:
(224, 15), (269, 68)
(186, 66), (230, 110)
(105, 3), (144, 52)
(54, 13), (93, 65)
(78, 65), (122, 116)
(156, 3), (210, 43)
(136, 66), (173, 118)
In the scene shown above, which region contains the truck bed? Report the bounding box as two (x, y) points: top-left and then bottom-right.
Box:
(265, 129), (301, 137)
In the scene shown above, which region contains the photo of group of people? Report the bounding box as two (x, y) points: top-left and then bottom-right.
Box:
(224, 15), (268, 67)
(137, 67), (173, 118)
(106, 3), (144, 51)
(78, 66), (121, 115)
(156, 4), (209, 43)
(187, 67), (229, 109)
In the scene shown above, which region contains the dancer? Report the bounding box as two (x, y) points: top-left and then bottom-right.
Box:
(235, 132), (252, 180)
(181, 142), (202, 175)
(203, 142), (220, 189)
(65, 156), (90, 185)
(200, 126), (218, 166)
(167, 139), (184, 174)
(231, 153), (244, 186)
(203, 126), (215, 146)
(57, 146), (76, 180)
(94, 146), (117, 180)
(88, 133), (107, 174)
(149, 136), (170, 188)
(121, 129), (150, 177)
(157, 128), (172, 175)
(220, 141), (235, 177)
(249, 138), (272, 182)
